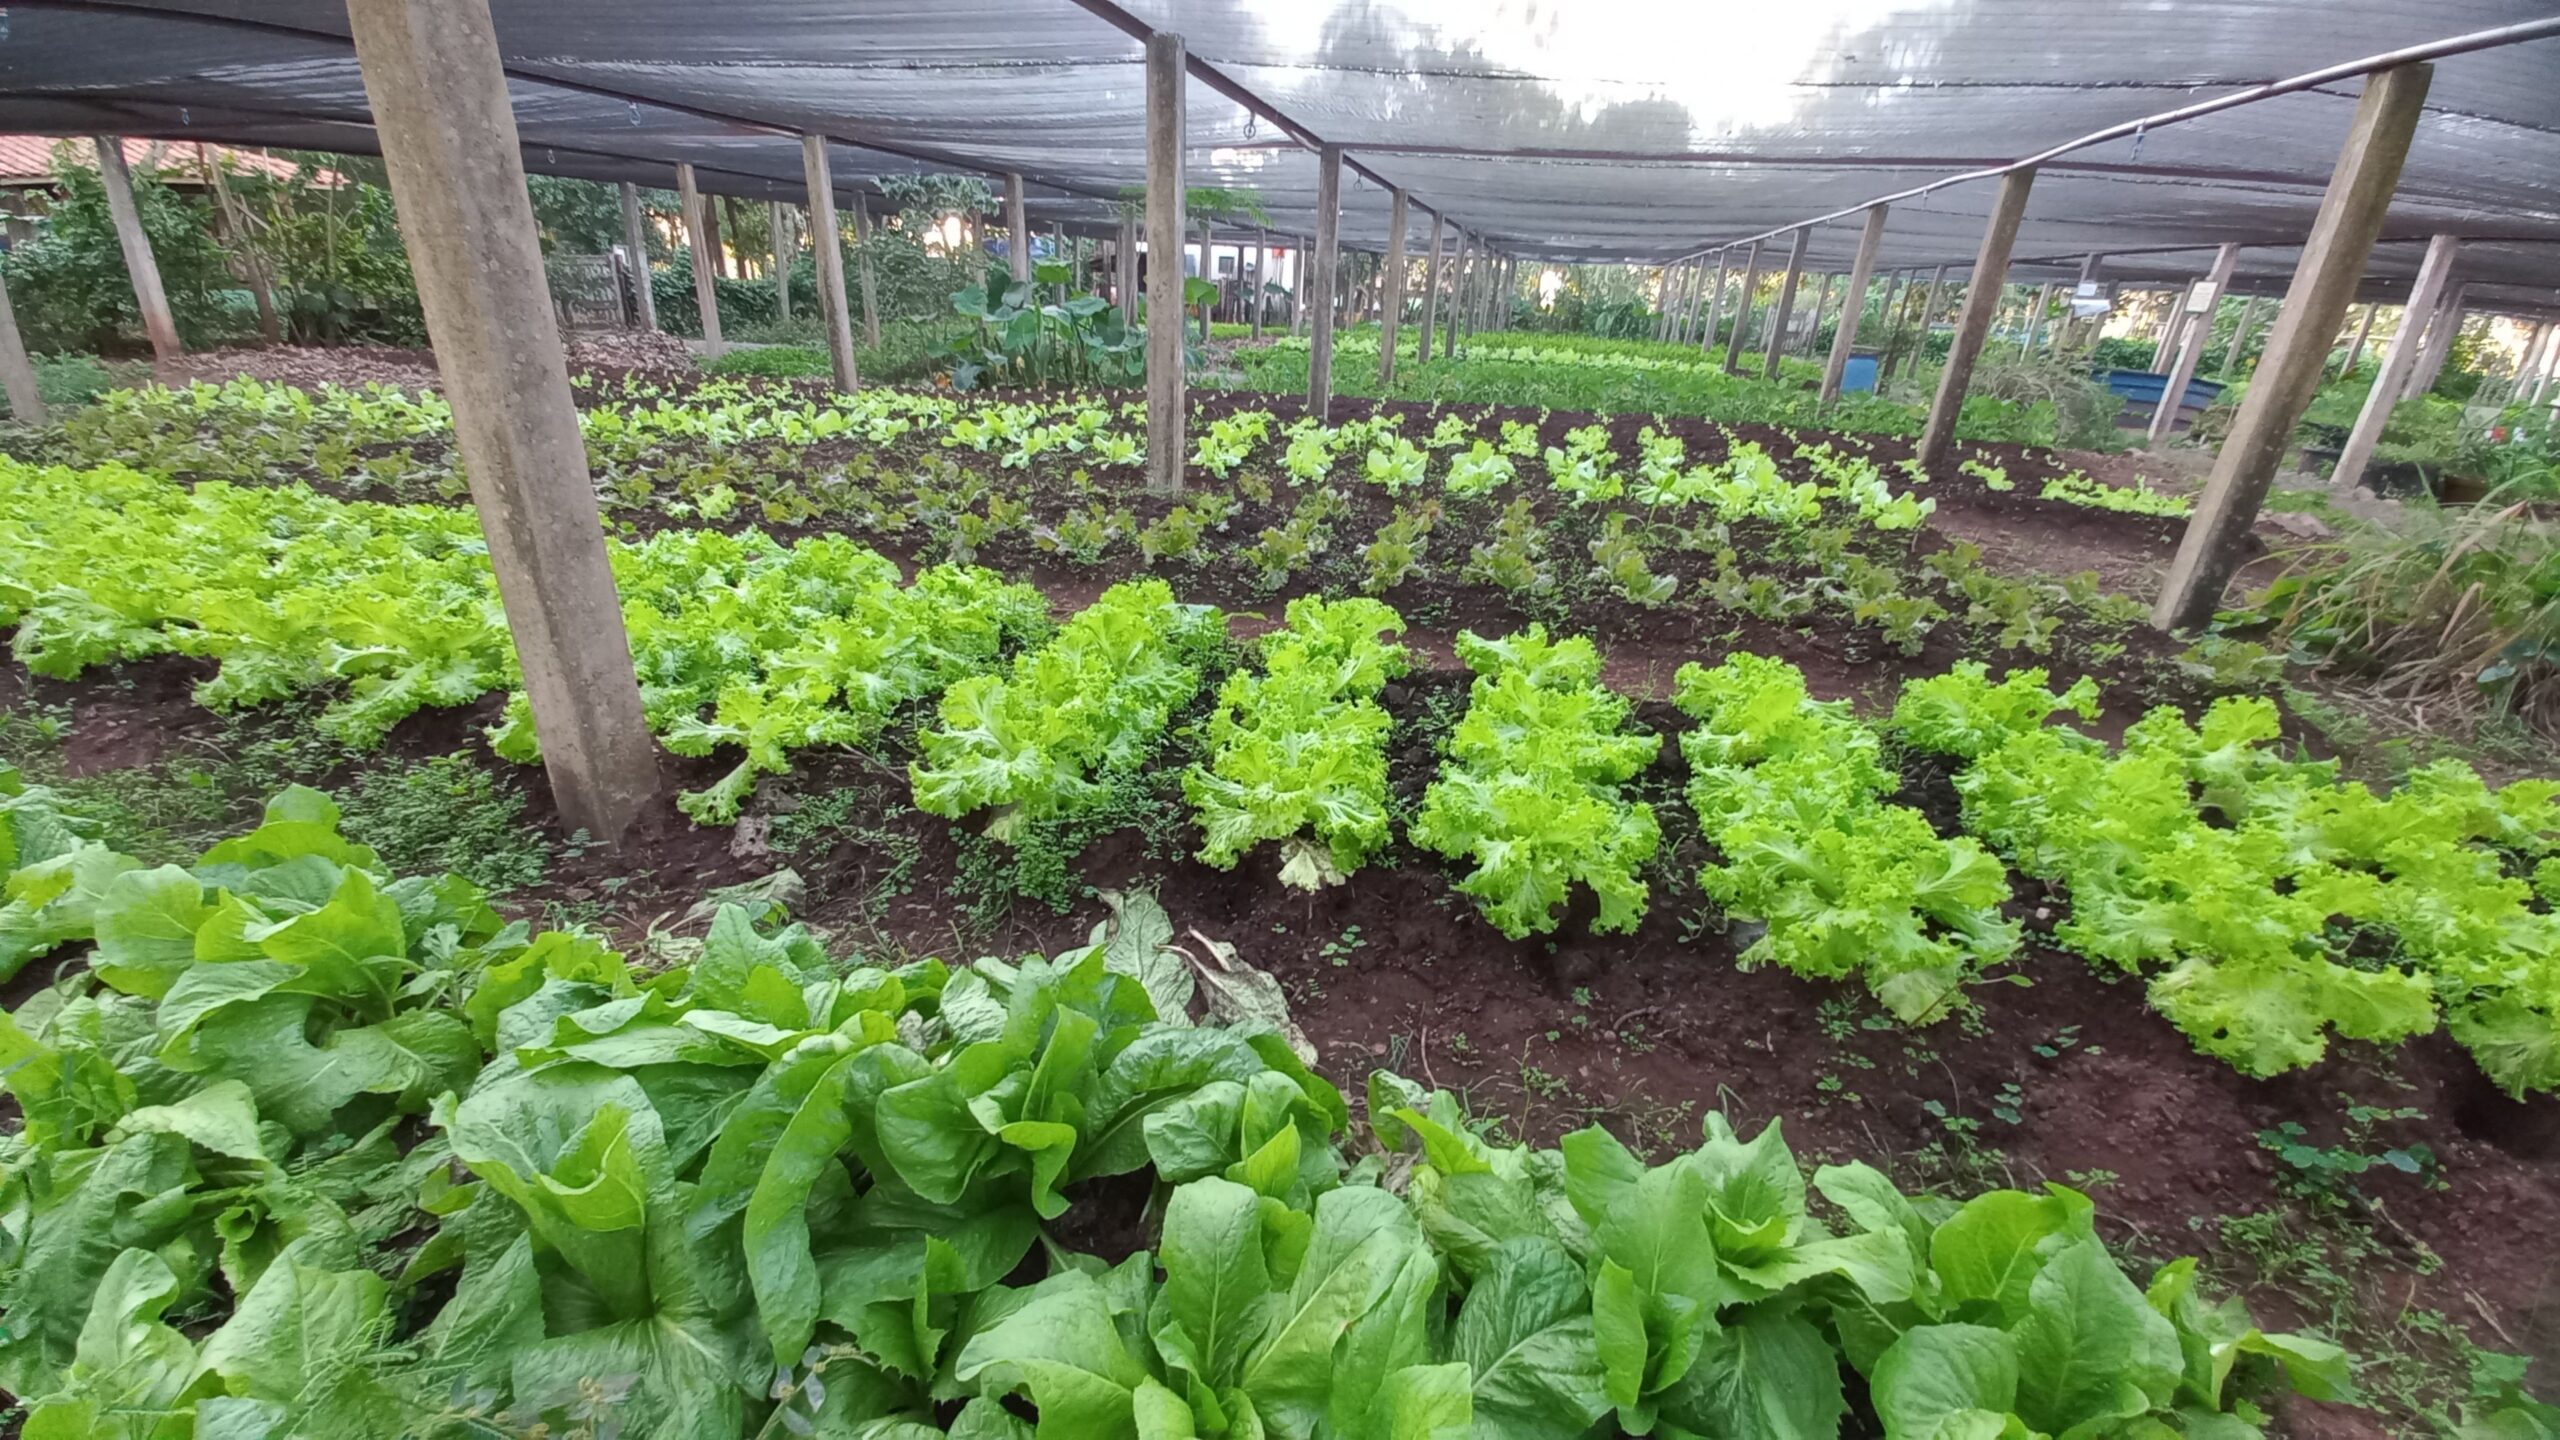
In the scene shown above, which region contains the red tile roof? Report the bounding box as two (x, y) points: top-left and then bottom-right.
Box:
(0, 136), (339, 187)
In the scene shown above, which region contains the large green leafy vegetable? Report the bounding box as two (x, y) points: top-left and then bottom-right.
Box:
(1411, 626), (1663, 938)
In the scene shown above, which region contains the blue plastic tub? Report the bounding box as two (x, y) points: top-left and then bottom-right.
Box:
(1841, 354), (1879, 394)
(2102, 368), (2225, 431)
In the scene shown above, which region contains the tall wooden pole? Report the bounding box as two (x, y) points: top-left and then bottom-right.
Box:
(676, 163), (723, 356)
(1252, 227), (1268, 339)
(1307, 144), (1344, 421)
(1005, 172), (1031, 284)
(1762, 227), (1812, 380)
(92, 138), (182, 368)
(1116, 213), (1139, 315)
(2405, 282), (2468, 397)
(1198, 219), (1215, 343)
(2221, 294), (2263, 375)
(2154, 65), (2434, 631)
(0, 264), (47, 425)
(2149, 242), (2241, 447)
(768, 201), (792, 322)
(1442, 230), (1469, 357)
(800, 136), (858, 391)
(1143, 32), (1187, 493)
(1379, 189), (1411, 385)
(348, 0), (656, 842)
(618, 182), (659, 331)
(1416, 213), (1445, 364)
(1702, 252), (1729, 355)
(1918, 167), (2036, 470)
(851, 192), (882, 349)
(2338, 300), (2378, 376)
(2022, 282), (2055, 352)
(1822, 206), (1889, 404)
(2332, 239), (2460, 495)
(196, 143), (281, 344)
(1722, 241), (1764, 376)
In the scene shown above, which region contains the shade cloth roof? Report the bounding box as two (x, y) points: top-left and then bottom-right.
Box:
(1, 0), (2554, 312)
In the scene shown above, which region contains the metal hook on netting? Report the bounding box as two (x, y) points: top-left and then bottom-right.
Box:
(628, 101), (642, 127)
(180, 107), (192, 127)
(2130, 120), (2146, 163)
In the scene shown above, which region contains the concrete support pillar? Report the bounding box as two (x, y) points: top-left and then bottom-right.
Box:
(1823, 205), (1889, 405)
(2149, 242), (2240, 447)
(2221, 294), (2262, 375)
(1307, 144), (1344, 420)
(0, 263), (46, 425)
(1379, 189), (1411, 385)
(1417, 213), (1445, 364)
(1762, 227), (1812, 379)
(2406, 282), (2468, 397)
(1143, 31), (1187, 493)
(2155, 65), (2434, 631)
(1004, 172), (1031, 284)
(618, 182), (659, 332)
(1918, 167), (2036, 470)
(92, 137), (182, 367)
(676, 165), (723, 356)
(852, 192), (883, 348)
(347, 0), (657, 842)
(1722, 241), (1764, 376)
(800, 137), (858, 391)
(770, 201), (794, 323)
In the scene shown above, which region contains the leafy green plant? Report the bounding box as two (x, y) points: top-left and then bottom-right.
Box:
(1412, 627), (1662, 937)
(1187, 598), (1408, 890)
(937, 258), (1143, 390)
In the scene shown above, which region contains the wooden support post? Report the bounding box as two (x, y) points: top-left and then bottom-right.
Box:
(0, 262), (46, 425)
(800, 136), (858, 391)
(1198, 220), (1215, 343)
(2335, 241), (2458, 492)
(1702, 253), (1729, 354)
(2339, 300), (2377, 376)
(2534, 322), (2560, 405)
(770, 201), (794, 323)
(1804, 273), (1836, 356)
(1416, 213), (1444, 364)
(347, 0), (657, 842)
(2032, 282), (2060, 350)
(676, 164), (723, 356)
(1308, 144), (1344, 421)
(1823, 206), (1889, 405)
(1144, 31), (1187, 493)
(1116, 214), (1138, 316)
(1051, 223), (1069, 304)
(1762, 228), (1812, 380)
(2406, 282), (2467, 397)
(2221, 294), (2262, 375)
(92, 138), (182, 367)
(1004, 172), (1030, 283)
(1723, 241), (1764, 376)
(2149, 242), (2240, 447)
(2155, 65), (2434, 631)
(1252, 228), (1269, 339)
(618, 182), (659, 331)
(1905, 264), (1948, 377)
(702, 193), (727, 276)
(197, 144), (281, 345)
(852, 192), (883, 349)
(1379, 189), (1411, 385)
(1919, 168), (2036, 470)
(1443, 231), (1469, 356)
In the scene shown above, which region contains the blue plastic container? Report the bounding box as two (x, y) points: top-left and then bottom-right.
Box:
(1841, 354), (1880, 394)
(2101, 369), (2225, 430)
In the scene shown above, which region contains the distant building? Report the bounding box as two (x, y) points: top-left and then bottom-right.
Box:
(0, 136), (340, 244)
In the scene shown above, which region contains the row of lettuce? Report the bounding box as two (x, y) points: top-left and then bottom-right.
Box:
(0, 774), (2402, 1438)
(46, 372), (2190, 519)
(3, 455), (2554, 1097)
